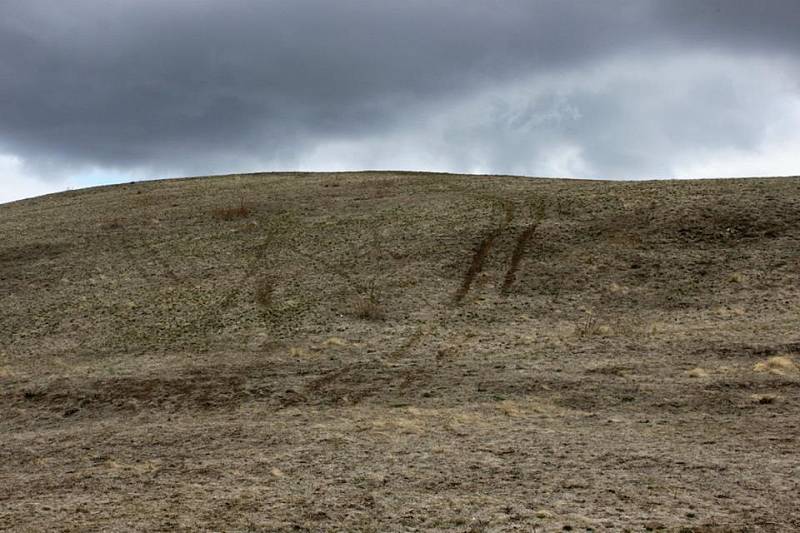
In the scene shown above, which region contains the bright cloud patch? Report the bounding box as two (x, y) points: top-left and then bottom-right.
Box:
(295, 52), (800, 179)
(0, 154), (58, 204)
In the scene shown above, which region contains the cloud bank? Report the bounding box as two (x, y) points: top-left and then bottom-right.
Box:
(1, 0), (799, 201)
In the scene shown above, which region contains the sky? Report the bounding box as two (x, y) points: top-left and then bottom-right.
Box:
(1, 0), (800, 203)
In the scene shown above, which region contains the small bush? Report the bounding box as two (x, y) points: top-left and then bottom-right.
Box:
(212, 196), (252, 220)
(352, 294), (385, 321)
(575, 315), (604, 338)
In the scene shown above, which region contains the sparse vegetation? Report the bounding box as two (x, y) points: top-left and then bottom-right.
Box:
(574, 314), (606, 337)
(3, 171), (800, 530)
(687, 367), (709, 378)
(753, 355), (798, 376)
(212, 195), (252, 220)
(352, 293), (385, 321)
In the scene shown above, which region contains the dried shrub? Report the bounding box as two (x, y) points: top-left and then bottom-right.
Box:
(212, 197), (252, 220)
(575, 315), (603, 338)
(352, 295), (385, 321)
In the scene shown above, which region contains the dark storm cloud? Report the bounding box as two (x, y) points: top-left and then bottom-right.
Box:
(0, 1), (651, 168)
(0, 0), (799, 189)
(655, 0), (800, 54)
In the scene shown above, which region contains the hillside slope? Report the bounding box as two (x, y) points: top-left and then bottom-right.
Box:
(2, 172), (800, 530)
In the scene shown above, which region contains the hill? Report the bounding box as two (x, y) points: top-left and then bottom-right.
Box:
(2, 172), (800, 530)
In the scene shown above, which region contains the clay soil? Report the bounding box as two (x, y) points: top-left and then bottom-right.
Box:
(2, 172), (799, 531)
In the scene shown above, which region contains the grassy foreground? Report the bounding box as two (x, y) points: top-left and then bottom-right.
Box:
(2, 171), (800, 531)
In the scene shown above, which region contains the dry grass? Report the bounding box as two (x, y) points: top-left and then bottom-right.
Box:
(574, 315), (608, 338)
(687, 367), (710, 378)
(212, 196), (252, 220)
(352, 294), (385, 321)
(753, 355), (798, 376)
(321, 337), (348, 348)
(3, 172), (800, 530)
(751, 393), (779, 404)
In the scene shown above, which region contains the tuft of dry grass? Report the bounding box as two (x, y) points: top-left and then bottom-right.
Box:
(352, 295), (385, 321)
(753, 355), (798, 376)
(750, 393), (779, 404)
(728, 272), (746, 284)
(574, 315), (612, 338)
(687, 367), (709, 378)
(322, 337), (348, 347)
(289, 346), (311, 357)
(212, 197), (252, 220)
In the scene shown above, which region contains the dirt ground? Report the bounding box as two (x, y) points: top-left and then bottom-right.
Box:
(2, 172), (799, 531)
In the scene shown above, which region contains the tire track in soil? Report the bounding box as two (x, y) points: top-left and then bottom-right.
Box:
(453, 229), (502, 303)
(454, 197), (514, 303)
(500, 222), (539, 295)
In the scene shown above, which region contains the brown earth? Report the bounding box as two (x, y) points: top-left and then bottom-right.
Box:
(1, 171), (800, 531)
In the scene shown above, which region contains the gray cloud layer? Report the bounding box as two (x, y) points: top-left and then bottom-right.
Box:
(1, 0), (799, 189)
